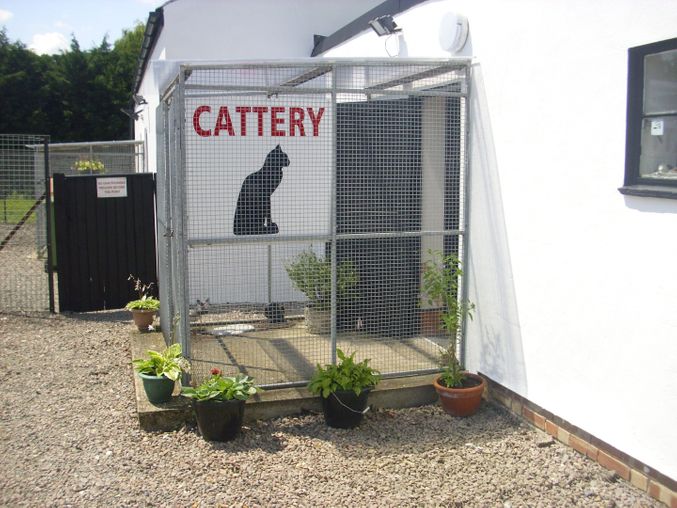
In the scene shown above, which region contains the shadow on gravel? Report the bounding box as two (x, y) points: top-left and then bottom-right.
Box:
(264, 403), (525, 459)
(180, 421), (289, 454)
(65, 310), (130, 323)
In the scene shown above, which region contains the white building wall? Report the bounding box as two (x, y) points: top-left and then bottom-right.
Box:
(134, 0), (383, 172)
(324, 0), (677, 480)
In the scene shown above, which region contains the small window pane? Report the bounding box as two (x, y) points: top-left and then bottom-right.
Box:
(639, 116), (677, 179)
(644, 49), (677, 115)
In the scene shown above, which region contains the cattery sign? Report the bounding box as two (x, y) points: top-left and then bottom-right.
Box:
(192, 105), (325, 137)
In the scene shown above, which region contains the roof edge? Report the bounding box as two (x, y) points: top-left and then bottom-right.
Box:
(311, 0), (429, 57)
(133, 7), (165, 95)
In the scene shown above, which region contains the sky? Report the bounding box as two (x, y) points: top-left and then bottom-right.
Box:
(0, 0), (165, 54)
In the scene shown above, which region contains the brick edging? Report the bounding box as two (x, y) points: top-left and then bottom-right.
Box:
(480, 373), (676, 507)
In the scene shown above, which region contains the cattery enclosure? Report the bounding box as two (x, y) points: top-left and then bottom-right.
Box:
(157, 59), (471, 387)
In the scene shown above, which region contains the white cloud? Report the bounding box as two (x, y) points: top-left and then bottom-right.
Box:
(29, 32), (69, 55)
(0, 9), (13, 23)
(54, 20), (73, 31)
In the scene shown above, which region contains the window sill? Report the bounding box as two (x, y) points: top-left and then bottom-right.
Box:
(618, 185), (677, 200)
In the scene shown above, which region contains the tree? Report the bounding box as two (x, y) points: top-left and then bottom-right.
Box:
(0, 23), (145, 141)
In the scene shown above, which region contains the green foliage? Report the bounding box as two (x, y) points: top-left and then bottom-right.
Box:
(0, 23), (145, 141)
(181, 369), (261, 402)
(285, 250), (359, 311)
(125, 295), (159, 311)
(421, 250), (475, 388)
(125, 274), (159, 310)
(73, 159), (105, 173)
(132, 343), (190, 381)
(0, 194), (37, 224)
(308, 349), (380, 398)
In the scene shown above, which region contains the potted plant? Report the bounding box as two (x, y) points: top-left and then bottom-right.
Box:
(125, 275), (160, 332)
(132, 343), (190, 404)
(285, 249), (358, 334)
(73, 159), (105, 174)
(181, 368), (262, 442)
(421, 250), (485, 417)
(308, 349), (380, 429)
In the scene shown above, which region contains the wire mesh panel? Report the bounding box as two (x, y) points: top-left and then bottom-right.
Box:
(159, 60), (470, 387)
(37, 140), (144, 176)
(0, 134), (53, 312)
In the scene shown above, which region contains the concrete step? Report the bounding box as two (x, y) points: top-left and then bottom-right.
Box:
(131, 331), (439, 432)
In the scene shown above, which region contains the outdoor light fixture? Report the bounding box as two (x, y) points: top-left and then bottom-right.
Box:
(369, 15), (401, 37)
(133, 94), (148, 106)
(120, 107), (142, 121)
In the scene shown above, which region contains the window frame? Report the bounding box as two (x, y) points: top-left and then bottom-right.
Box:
(621, 37), (677, 199)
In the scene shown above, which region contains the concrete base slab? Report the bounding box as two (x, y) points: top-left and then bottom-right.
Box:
(131, 331), (440, 432)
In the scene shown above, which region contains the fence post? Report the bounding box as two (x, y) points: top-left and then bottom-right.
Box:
(44, 136), (55, 313)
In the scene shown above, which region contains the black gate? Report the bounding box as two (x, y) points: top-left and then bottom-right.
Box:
(53, 173), (156, 312)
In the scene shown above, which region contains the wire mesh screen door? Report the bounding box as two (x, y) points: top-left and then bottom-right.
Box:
(159, 60), (470, 387)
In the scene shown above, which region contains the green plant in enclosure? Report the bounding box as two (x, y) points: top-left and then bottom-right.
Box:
(125, 274), (160, 311)
(308, 349), (380, 398)
(132, 343), (190, 381)
(181, 368), (261, 401)
(421, 250), (475, 388)
(284, 250), (359, 311)
(73, 159), (105, 173)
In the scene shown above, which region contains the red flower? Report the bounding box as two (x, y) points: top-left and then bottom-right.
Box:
(210, 367), (222, 376)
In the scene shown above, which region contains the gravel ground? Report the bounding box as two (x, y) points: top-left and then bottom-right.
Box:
(0, 223), (54, 312)
(0, 311), (661, 507)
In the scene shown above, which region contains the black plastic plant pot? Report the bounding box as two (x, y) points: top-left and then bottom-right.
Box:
(321, 389), (371, 429)
(192, 399), (245, 442)
(139, 373), (175, 404)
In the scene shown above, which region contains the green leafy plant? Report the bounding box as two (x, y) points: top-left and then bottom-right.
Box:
(132, 343), (190, 381)
(181, 368), (261, 401)
(125, 274), (160, 311)
(285, 250), (359, 311)
(421, 250), (475, 388)
(308, 349), (380, 398)
(73, 159), (105, 173)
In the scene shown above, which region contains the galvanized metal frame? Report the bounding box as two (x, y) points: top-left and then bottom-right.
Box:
(158, 58), (472, 387)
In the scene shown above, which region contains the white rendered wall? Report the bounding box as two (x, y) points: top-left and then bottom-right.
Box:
(134, 0), (382, 172)
(324, 0), (677, 480)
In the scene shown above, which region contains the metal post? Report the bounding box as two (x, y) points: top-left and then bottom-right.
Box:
(459, 64), (472, 367)
(329, 64), (338, 365)
(177, 66), (191, 357)
(43, 136), (55, 313)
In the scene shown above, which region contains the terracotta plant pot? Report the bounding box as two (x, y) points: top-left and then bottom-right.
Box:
(138, 373), (175, 404)
(192, 399), (245, 441)
(433, 372), (486, 417)
(130, 309), (156, 332)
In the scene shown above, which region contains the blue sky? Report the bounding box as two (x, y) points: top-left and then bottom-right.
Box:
(0, 0), (164, 54)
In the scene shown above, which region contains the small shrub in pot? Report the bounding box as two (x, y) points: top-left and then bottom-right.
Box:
(421, 250), (485, 416)
(284, 250), (358, 333)
(125, 275), (160, 332)
(308, 349), (380, 429)
(132, 343), (190, 404)
(181, 368), (262, 441)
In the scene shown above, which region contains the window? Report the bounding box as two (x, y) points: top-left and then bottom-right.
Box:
(621, 37), (677, 198)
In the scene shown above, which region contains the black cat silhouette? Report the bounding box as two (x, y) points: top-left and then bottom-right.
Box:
(233, 145), (290, 235)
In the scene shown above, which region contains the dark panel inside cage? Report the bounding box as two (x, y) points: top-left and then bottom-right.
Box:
(445, 96), (462, 257)
(335, 237), (421, 337)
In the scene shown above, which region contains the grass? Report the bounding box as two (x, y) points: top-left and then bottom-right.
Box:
(0, 195), (39, 225)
